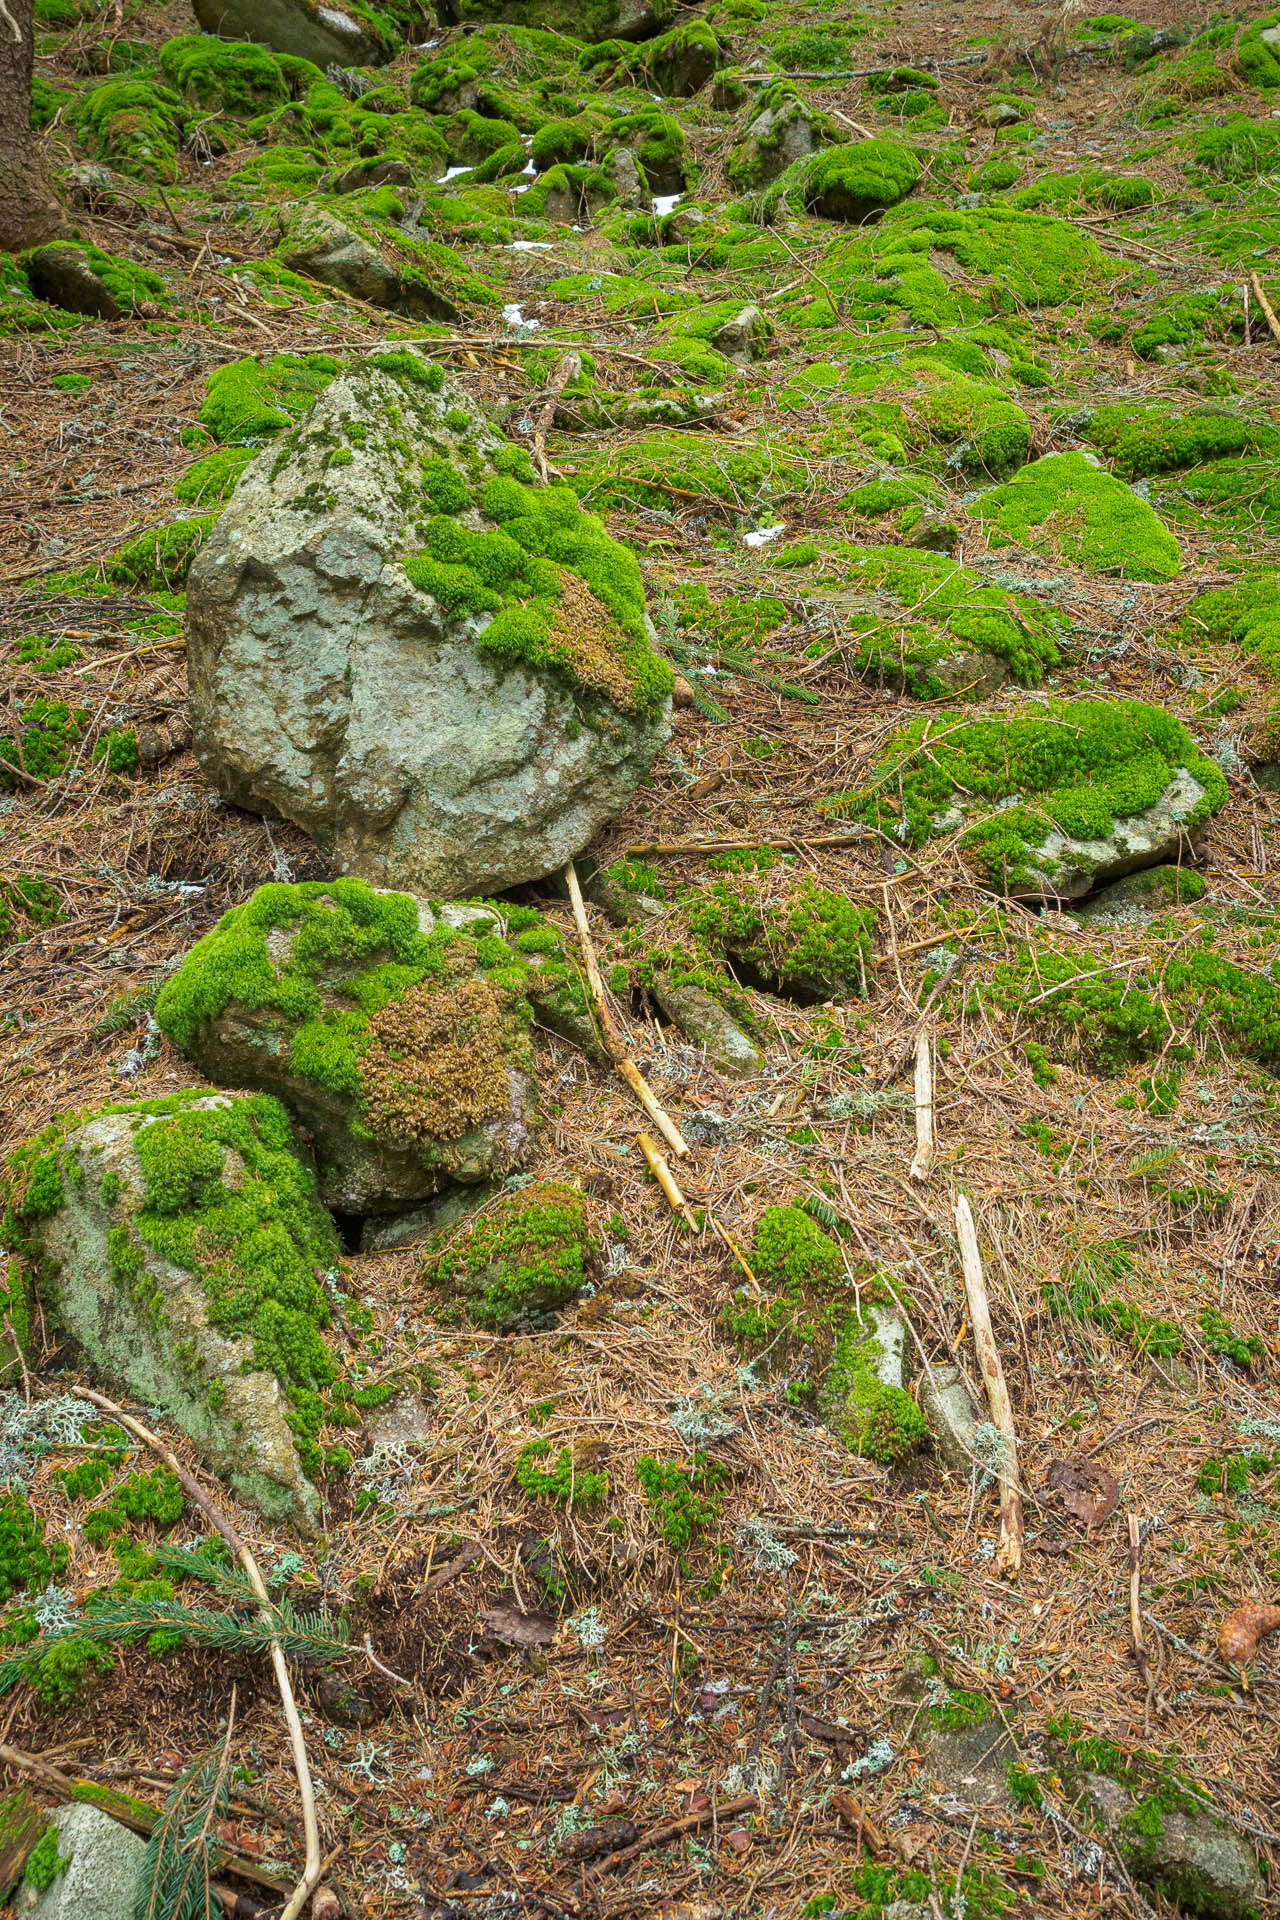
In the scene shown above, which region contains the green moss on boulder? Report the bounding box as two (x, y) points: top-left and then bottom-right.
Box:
(796, 137), (920, 222)
(975, 451), (1182, 580)
(427, 1181), (591, 1331)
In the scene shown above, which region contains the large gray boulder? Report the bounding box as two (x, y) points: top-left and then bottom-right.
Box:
(194, 0), (397, 67)
(275, 207), (461, 319)
(186, 353), (672, 897)
(13, 1091), (338, 1526)
(152, 879), (594, 1213)
(1080, 1771), (1264, 1919)
(17, 1805), (145, 1920)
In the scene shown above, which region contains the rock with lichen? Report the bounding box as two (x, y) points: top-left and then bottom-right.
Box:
(424, 1180), (593, 1331)
(4, 1091), (342, 1526)
(154, 878), (599, 1213)
(192, 0), (410, 67)
(185, 350), (672, 897)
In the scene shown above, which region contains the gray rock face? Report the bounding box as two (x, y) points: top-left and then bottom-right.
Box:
(1018, 768), (1213, 901)
(276, 206), (458, 318)
(609, 145), (650, 210)
(185, 355), (671, 897)
(920, 1363), (982, 1471)
(651, 977), (763, 1078)
(918, 1717), (1020, 1811)
(18, 1806), (145, 1920)
(26, 1096), (325, 1525)
(1074, 862), (1206, 919)
(711, 305), (771, 367)
(194, 0), (393, 67)
(1081, 1772), (1264, 1919)
(25, 245), (123, 320)
(730, 100), (827, 187)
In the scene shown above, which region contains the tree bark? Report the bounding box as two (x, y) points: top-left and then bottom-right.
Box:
(0, 0), (64, 251)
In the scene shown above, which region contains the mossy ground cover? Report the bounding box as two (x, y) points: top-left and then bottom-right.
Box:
(8, 0), (1280, 1905)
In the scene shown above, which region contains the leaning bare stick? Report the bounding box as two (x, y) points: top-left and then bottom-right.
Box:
(531, 350), (581, 484)
(954, 1196), (1023, 1579)
(908, 1028), (934, 1184)
(70, 1387), (324, 1920)
(564, 858), (689, 1159)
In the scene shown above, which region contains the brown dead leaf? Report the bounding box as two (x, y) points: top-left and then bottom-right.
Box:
(477, 1604), (556, 1650)
(1046, 1455), (1119, 1530)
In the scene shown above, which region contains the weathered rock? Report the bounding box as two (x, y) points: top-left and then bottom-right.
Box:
(24, 245), (121, 320)
(904, 512), (960, 554)
(437, 0), (663, 42)
(986, 100), (1022, 127)
(1080, 1771), (1264, 1919)
(1008, 769), (1216, 902)
(917, 1712), (1020, 1811)
(1074, 863), (1207, 920)
(154, 879), (598, 1213)
(11, 1091), (336, 1526)
(711, 304), (771, 367)
(193, 0), (397, 68)
(186, 353), (671, 897)
(662, 204), (706, 243)
(360, 1184), (497, 1252)
(609, 145), (650, 210)
(17, 1805), (145, 1920)
(651, 976), (763, 1078)
(275, 206), (459, 318)
(729, 99), (826, 188)
(331, 157), (414, 194)
(920, 1363), (981, 1470)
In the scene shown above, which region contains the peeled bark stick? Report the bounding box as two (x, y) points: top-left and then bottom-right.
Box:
(67, 1388), (323, 1920)
(1128, 1513), (1145, 1661)
(564, 858), (689, 1159)
(908, 1027), (935, 1184)
(1250, 271), (1280, 346)
(954, 1197), (1024, 1579)
(531, 349), (580, 483)
(638, 1129), (698, 1227)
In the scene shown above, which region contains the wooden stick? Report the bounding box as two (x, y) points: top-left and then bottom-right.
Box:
(1250, 271), (1280, 346)
(954, 1198), (1023, 1580)
(531, 350), (580, 484)
(907, 1028), (934, 1184)
(1128, 1513), (1145, 1663)
(626, 831), (867, 857)
(589, 1793), (759, 1876)
(563, 860), (689, 1159)
(638, 1130), (698, 1227)
(68, 1389), (323, 1920)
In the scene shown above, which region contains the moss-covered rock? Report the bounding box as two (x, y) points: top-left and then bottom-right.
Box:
(4, 1092), (343, 1525)
(723, 1206), (926, 1463)
(1085, 403), (1280, 479)
(65, 78), (183, 182)
(186, 351), (672, 897)
(274, 206), (494, 321)
(726, 86), (841, 189)
(154, 879), (597, 1211)
(831, 698), (1228, 898)
(425, 1180), (592, 1330)
(23, 243), (167, 320)
(794, 138), (920, 222)
(975, 451), (1182, 581)
(192, 0), (416, 67)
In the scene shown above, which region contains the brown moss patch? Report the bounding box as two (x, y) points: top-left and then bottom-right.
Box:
(544, 569), (642, 715)
(360, 975), (520, 1143)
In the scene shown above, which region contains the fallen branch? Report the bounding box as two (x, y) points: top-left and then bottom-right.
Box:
(0, 1742), (287, 1907)
(68, 1388), (323, 1920)
(564, 859), (689, 1159)
(638, 1129), (697, 1226)
(589, 1792), (759, 1876)
(1250, 271), (1280, 347)
(907, 1027), (934, 1184)
(954, 1198), (1023, 1579)
(626, 830), (867, 857)
(531, 349), (580, 483)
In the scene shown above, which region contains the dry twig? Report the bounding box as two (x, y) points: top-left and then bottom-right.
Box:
(954, 1197), (1023, 1579)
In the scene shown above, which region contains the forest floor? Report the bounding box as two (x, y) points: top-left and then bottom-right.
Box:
(5, 0), (1280, 1915)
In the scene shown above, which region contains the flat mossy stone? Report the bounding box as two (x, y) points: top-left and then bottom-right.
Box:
(650, 976), (763, 1078)
(799, 138), (921, 222)
(152, 879), (592, 1212)
(832, 698), (1227, 899)
(1076, 1770), (1264, 1919)
(193, 0), (406, 66)
(974, 450), (1182, 581)
(6, 1092), (340, 1525)
(1075, 864), (1207, 920)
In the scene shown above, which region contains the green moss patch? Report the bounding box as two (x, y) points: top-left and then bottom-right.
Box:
(198, 351), (341, 447)
(786, 138), (921, 222)
(66, 78), (183, 182)
(1085, 404), (1279, 480)
(427, 1181), (591, 1332)
(830, 698), (1227, 892)
(1184, 571), (1280, 677)
(723, 1206), (924, 1463)
(975, 452), (1182, 580)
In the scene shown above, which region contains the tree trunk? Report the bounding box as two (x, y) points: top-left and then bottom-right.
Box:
(0, 0), (64, 251)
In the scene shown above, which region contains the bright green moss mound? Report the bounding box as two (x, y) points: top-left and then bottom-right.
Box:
(1193, 116), (1280, 181)
(1239, 11), (1280, 87)
(832, 698), (1227, 890)
(65, 78), (183, 182)
(199, 352), (341, 447)
(0, 877), (59, 949)
(832, 546), (1059, 696)
(575, 430), (802, 520)
(515, 1438), (607, 1506)
(685, 873), (874, 1002)
(403, 475), (672, 719)
(0, 1493), (69, 1602)
(23, 1826), (70, 1892)
(1185, 572), (1280, 677)
(158, 35), (316, 113)
(796, 138), (921, 220)
(1086, 404), (1280, 479)
(429, 1181), (590, 1332)
(1009, 168), (1155, 212)
(0, 698), (86, 789)
(174, 446), (253, 507)
(153, 878), (582, 1149)
(975, 452), (1181, 580)
(724, 1207), (925, 1464)
(10, 1091), (339, 1473)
